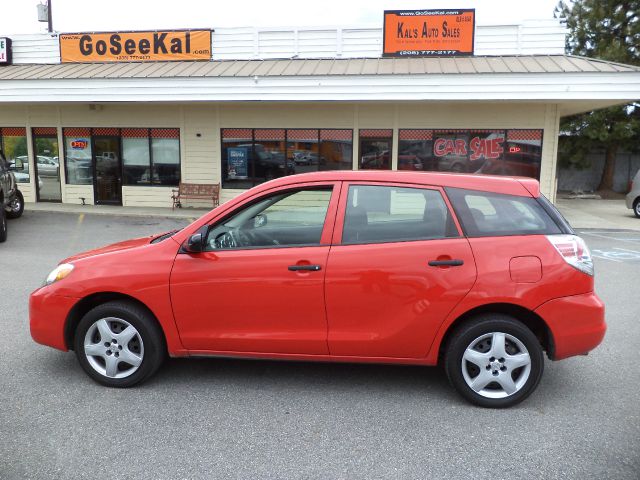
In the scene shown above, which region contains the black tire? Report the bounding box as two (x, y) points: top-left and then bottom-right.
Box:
(0, 206), (6, 243)
(6, 189), (24, 219)
(444, 314), (544, 408)
(634, 198), (640, 219)
(74, 300), (166, 388)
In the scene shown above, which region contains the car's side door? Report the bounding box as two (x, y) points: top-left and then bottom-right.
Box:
(325, 182), (477, 358)
(170, 182), (341, 355)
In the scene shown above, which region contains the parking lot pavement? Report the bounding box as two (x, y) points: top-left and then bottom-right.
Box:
(1, 211), (639, 480)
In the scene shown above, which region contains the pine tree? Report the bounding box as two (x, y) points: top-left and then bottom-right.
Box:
(555, 0), (640, 192)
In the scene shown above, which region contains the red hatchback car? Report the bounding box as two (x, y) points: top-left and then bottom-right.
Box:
(30, 171), (605, 408)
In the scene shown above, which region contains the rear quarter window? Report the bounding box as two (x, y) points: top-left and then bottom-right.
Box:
(445, 187), (562, 237)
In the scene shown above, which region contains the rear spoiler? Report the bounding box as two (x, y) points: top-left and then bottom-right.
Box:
(518, 178), (540, 197)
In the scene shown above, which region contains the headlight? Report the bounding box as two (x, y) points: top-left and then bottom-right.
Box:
(44, 263), (74, 286)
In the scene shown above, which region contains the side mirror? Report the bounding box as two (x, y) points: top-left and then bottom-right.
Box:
(254, 213), (267, 228)
(9, 158), (23, 170)
(183, 233), (204, 253)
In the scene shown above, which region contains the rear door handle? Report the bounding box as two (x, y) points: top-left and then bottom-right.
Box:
(288, 264), (322, 271)
(428, 259), (464, 267)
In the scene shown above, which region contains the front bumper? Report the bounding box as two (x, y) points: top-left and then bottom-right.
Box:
(29, 288), (78, 351)
(625, 191), (638, 210)
(535, 292), (606, 360)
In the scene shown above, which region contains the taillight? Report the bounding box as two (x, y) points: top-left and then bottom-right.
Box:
(546, 234), (594, 276)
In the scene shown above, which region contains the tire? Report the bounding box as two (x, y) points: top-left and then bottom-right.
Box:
(634, 199), (640, 219)
(0, 206), (6, 243)
(6, 190), (24, 219)
(444, 314), (544, 408)
(74, 300), (166, 388)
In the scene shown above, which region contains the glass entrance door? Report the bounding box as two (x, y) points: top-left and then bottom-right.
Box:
(32, 129), (62, 202)
(94, 136), (122, 205)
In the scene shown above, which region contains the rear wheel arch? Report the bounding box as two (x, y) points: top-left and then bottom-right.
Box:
(65, 292), (167, 352)
(437, 303), (554, 363)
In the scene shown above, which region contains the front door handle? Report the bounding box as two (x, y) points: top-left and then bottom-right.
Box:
(428, 259), (464, 267)
(288, 264), (322, 271)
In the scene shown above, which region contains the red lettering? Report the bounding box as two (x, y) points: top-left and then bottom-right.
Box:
(434, 138), (467, 157)
(470, 136), (504, 161)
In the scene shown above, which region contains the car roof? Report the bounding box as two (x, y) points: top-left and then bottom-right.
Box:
(257, 171), (540, 197)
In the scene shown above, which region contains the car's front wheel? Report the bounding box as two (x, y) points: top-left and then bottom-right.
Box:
(444, 314), (544, 408)
(6, 190), (24, 219)
(634, 199), (640, 218)
(74, 300), (166, 387)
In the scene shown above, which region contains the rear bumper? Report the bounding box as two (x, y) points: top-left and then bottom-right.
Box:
(30, 288), (77, 351)
(535, 292), (606, 360)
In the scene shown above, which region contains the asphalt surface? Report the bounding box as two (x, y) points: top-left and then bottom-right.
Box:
(1, 211), (639, 479)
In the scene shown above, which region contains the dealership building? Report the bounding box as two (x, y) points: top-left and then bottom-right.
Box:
(0, 15), (639, 207)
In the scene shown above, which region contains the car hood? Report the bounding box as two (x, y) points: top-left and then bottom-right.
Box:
(61, 235), (158, 263)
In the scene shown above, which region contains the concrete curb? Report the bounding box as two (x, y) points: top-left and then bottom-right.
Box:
(24, 202), (209, 220)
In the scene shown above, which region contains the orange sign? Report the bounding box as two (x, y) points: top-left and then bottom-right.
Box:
(60, 30), (211, 63)
(383, 10), (475, 57)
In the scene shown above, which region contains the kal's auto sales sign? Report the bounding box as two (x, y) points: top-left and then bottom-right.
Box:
(383, 9), (475, 57)
(60, 30), (211, 63)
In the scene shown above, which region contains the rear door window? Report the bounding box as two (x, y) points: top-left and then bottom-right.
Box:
(342, 185), (458, 244)
(445, 187), (562, 237)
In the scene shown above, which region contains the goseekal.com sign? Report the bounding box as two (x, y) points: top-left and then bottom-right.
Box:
(383, 9), (475, 57)
(60, 29), (211, 63)
(0, 37), (12, 65)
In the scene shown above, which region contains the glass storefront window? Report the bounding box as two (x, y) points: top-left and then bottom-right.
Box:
(63, 128), (93, 185)
(319, 129), (353, 171)
(1, 128), (29, 183)
(359, 129), (392, 170)
(222, 128), (354, 188)
(254, 129), (288, 184)
(123, 129), (151, 185)
(398, 129), (543, 179)
(222, 128), (254, 190)
(150, 129), (180, 186)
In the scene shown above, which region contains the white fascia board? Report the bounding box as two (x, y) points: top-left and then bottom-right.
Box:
(0, 73), (639, 103)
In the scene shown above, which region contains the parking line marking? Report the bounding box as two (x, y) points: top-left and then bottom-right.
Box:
(77, 213), (85, 225)
(580, 231), (640, 244)
(612, 247), (640, 254)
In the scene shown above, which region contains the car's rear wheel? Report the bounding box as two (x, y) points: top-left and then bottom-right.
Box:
(6, 190), (24, 219)
(633, 199), (640, 218)
(0, 206), (7, 243)
(444, 314), (544, 408)
(74, 300), (166, 387)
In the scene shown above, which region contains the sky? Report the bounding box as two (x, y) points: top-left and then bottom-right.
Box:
(1, 0), (562, 35)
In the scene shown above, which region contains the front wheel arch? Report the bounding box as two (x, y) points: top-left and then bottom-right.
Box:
(65, 292), (166, 353)
(437, 303), (554, 364)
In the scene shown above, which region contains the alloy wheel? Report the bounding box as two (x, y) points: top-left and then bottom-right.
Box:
(461, 331), (531, 399)
(83, 317), (144, 379)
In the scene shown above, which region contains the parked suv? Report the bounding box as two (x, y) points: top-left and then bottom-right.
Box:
(0, 150), (25, 242)
(626, 169), (640, 218)
(30, 171), (605, 408)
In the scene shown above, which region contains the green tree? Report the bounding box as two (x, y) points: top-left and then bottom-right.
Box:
(555, 0), (640, 191)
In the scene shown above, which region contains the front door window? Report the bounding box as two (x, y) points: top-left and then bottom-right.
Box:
(94, 136), (122, 205)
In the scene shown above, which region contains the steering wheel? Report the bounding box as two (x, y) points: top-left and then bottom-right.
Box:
(214, 229), (253, 249)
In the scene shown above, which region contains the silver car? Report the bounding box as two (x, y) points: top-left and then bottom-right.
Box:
(626, 168), (640, 218)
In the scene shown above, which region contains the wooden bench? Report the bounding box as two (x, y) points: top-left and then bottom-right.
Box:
(171, 182), (220, 209)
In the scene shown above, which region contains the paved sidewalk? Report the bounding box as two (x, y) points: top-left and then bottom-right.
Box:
(25, 198), (640, 231)
(25, 202), (209, 220)
(556, 199), (640, 231)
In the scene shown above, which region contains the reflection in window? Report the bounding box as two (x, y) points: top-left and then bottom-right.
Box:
(151, 130), (180, 186)
(398, 129), (542, 179)
(1, 128), (28, 183)
(359, 129), (392, 170)
(123, 131), (151, 185)
(221, 129), (354, 189)
(205, 188), (332, 250)
(343, 184), (457, 243)
(63, 128), (93, 185)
